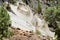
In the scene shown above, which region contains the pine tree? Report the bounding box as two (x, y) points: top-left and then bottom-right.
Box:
(0, 5), (12, 40)
(44, 7), (60, 40)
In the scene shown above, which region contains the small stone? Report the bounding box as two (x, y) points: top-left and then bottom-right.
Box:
(26, 31), (28, 32)
(28, 35), (31, 37)
(30, 33), (34, 35)
(29, 31), (33, 33)
(20, 33), (22, 35)
(23, 34), (27, 36)
(17, 28), (21, 30)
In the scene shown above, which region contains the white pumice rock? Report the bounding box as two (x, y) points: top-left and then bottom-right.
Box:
(6, 1), (55, 39)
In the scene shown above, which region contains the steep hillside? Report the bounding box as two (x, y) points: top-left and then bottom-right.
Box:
(0, 0), (56, 40)
(7, 1), (55, 40)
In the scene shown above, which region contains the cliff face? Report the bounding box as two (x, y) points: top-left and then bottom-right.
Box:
(0, 0), (55, 40)
(8, 0), (55, 38)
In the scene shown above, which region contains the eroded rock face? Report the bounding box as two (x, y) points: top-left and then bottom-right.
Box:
(3, 0), (55, 39)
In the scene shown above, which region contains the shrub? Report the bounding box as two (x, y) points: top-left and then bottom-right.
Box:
(8, 0), (17, 5)
(44, 7), (55, 23)
(37, 0), (42, 14)
(22, 0), (31, 5)
(33, 0), (42, 14)
(0, 5), (12, 40)
(36, 30), (41, 35)
(44, 7), (60, 40)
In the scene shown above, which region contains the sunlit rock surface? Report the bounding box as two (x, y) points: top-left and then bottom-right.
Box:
(4, 0), (55, 39)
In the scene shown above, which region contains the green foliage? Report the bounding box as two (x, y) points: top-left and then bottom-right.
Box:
(0, 5), (12, 40)
(44, 7), (60, 40)
(8, 0), (17, 5)
(37, 0), (42, 14)
(22, 0), (31, 5)
(22, 0), (26, 3)
(44, 7), (55, 23)
(36, 30), (41, 35)
(44, 7), (60, 24)
(34, 0), (42, 14)
(55, 27), (60, 40)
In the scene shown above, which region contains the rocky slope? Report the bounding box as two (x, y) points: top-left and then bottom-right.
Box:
(0, 0), (55, 40)
(10, 28), (42, 40)
(4, 28), (50, 40)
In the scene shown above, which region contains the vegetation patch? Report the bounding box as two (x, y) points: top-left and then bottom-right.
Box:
(44, 6), (60, 40)
(0, 5), (12, 40)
